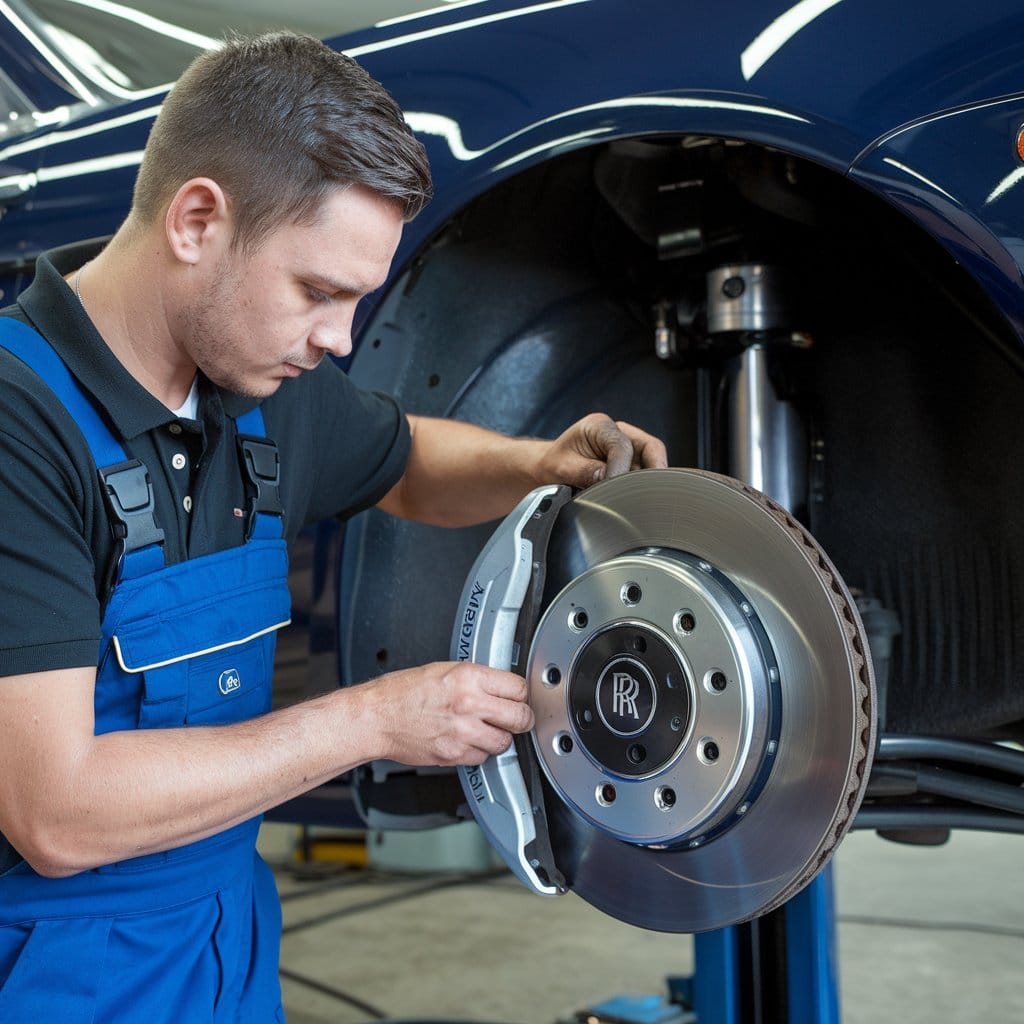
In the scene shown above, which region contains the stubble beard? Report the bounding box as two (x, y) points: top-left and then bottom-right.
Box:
(183, 264), (324, 398)
(183, 265), (279, 399)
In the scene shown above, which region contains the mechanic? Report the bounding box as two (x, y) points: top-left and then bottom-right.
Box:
(0, 31), (666, 1022)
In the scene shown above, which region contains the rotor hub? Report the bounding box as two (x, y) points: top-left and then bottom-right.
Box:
(530, 549), (781, 847)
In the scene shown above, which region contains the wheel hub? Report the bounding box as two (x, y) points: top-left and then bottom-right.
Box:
(531, 549), (782, 848)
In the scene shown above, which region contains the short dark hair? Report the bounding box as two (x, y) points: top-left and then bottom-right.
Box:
(132, 31), (432, 249)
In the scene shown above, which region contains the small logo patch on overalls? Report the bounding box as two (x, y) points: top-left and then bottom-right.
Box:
(218, 668), (242, 695)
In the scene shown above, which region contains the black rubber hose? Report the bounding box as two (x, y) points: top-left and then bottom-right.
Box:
(876, 735), (1024, 778)
(854, 805), (1024, 834)
(866, 762), (1024, 816)
(916, 764), (1024, 815)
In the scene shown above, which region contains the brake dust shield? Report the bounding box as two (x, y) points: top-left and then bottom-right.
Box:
(451, 469), (875, 933)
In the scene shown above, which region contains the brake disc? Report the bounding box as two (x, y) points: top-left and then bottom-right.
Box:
(452, 468), (875, 933)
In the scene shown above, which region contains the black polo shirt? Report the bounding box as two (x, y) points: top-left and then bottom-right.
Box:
(0, 240), (411, 677)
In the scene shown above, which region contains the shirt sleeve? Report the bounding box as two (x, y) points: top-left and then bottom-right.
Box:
(0, 356), (103, 677)
(265, 358), (411, 533)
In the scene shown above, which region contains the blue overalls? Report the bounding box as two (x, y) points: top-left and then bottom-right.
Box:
(0, 319), (291, 1022)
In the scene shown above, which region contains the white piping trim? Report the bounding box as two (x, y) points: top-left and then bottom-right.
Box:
(113, 619), (291, 674)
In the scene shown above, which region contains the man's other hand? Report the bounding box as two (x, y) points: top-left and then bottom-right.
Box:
(538, 413), (668, 489)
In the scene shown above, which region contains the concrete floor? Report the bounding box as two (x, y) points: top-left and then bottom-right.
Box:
(263, 824), (1024, 1023)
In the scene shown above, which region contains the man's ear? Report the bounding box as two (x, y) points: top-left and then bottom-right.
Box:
(165, 178), (231, 265)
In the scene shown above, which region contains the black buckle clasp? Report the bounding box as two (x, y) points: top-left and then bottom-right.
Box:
(238, 434), (283, 538)
(98, 459), (166, 592)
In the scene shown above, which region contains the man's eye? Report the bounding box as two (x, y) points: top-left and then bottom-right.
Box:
(305, 285), (332, 304)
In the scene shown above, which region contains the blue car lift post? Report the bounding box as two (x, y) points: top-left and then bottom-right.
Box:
(686, 868), (839, 1024)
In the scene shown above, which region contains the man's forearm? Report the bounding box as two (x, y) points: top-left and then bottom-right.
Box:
(0, 660), (532, 877)
(378, 415), (548, 527)
(19, 683), (378, 876)
(377, 412), (669, 527)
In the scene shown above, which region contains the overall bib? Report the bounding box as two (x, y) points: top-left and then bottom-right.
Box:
(0, 319), (291, 1022)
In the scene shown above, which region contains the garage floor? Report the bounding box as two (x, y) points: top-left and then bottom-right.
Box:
(261, 824), (1024, 1023)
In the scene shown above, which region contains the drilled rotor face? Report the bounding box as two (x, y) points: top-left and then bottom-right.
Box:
(531, 469), (875, 933)
(530, 549), (781, 847)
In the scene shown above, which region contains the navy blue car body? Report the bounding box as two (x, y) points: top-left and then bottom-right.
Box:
(2, 0), (1024, 788)
(2, 3), (1023, 329)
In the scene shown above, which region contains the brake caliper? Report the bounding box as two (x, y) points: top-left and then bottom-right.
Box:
(451, 484), (572, 895)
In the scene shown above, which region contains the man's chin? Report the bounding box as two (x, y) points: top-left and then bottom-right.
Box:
(248, 378), (285, 399)
(210, 374), (283, 400)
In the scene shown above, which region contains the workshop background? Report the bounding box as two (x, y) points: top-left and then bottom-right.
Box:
(2, 0), (1024, 1021)
(257, 822), (1024, 1023)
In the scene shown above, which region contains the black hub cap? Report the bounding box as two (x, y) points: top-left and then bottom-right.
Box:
(569, 624), (690, 777)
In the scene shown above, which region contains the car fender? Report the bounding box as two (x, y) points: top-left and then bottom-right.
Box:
(338, 0), (1024, 344)
(850, 95), (1024, 341)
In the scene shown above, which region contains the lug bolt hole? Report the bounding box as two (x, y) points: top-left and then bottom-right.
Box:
(701, 739), (720, 764)
(620, 582), (643, 607)
(627, 743), (646, 765)
(675, 610), (696, 634)
(655, 787), (676, 811)
(596, 783), (617, 806)
(706, 670), (728, 693)
(556, 733), (574, 755)
(543, 665), (562, 687)
(569, 608), (589, 631)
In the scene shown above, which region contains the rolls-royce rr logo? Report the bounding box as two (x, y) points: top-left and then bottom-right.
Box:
(611, 672), (641, 719)
(597, 657), (656, 736)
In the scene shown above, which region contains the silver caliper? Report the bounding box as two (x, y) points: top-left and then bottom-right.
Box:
(451, 484), (571, 896)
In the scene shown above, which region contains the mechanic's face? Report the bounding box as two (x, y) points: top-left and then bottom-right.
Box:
(186, 184), (403, 398)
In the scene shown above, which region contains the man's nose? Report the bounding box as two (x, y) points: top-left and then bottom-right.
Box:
(308, 310), (353, 359)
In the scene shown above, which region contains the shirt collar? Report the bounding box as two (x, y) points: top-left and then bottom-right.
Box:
(18, 240), (260, 439)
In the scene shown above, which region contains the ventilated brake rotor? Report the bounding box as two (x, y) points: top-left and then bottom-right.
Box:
(454, 468), (875, 933)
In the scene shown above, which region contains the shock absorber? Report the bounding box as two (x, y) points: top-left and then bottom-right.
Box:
(706, 263), (810, 519)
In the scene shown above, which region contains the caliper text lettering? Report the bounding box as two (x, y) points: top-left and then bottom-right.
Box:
(456, 581), (487, 661)
(465, 765), (487, 803)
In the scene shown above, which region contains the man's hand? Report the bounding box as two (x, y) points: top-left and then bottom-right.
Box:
(364, 661), (535, 767)
(378, 413), (669, 527)
(537, 413), (668, 489)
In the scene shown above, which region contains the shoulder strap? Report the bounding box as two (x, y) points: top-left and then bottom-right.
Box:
(0, 317), (282, 572)
(235, 405), (284, 541)
(0, 317), (128, 466)
(0, 317), (165, 587)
